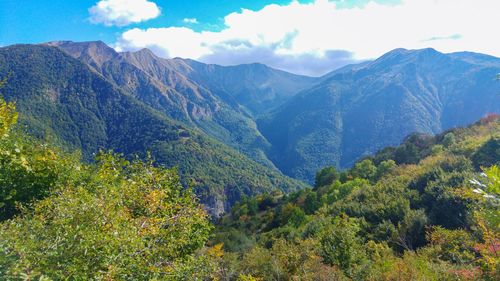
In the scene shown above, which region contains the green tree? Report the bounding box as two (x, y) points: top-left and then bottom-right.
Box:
(0, 96), (81, 221)
(319, 216), (365, 276)
(0, 153), (213, 280)
(351, 159), (377, 181)
(443, 132), (456, 148)
(315, 166), (339, 188)
(375, 159), (396, 180)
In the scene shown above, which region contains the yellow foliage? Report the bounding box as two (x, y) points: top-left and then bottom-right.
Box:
(237, 274), (263, 281)
(0, 97), (18, 138)
(207, 243), (224, 259)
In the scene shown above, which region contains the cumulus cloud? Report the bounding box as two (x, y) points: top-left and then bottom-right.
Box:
(114, 0), (500, 76)
(183, 18), (198, 24)
(89, 0), (160, 26)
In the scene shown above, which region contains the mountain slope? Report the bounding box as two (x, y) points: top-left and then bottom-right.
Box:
(259, 48), (500, 182)
(179, 59), (317, 115)
(0, 44), (308, 215)
(46, 41), (316, 169)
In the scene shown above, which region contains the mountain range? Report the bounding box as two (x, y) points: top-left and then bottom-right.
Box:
(259, 48), (500, 180)
(0, 41), (499, 212)
(0, 43), (308, 216)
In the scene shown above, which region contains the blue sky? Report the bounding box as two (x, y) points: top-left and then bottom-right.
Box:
(0, 0), (302, 45)
(1, 0), (499, 76)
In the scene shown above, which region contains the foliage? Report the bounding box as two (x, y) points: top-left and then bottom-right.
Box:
(0, 95), (216, 279)
(213, 118), (500, 280)
(315, 166), (339, 188)
(0, 97), (81, 221)
(0, 152), (214, 279)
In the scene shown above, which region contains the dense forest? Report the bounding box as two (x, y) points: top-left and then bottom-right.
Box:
(0, 70), (499, 280)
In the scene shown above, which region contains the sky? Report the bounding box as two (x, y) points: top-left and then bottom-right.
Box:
(1, 0), (499, 76)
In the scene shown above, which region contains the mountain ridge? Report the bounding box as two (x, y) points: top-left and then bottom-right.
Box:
(5, 40), (500, 185)
(260, 47), (500, 181)
(0, 43), (308, 216)
(44, 41), (317, 169)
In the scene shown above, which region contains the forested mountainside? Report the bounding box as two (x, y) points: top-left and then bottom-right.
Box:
(259, 48), (500, 182)
(46, 40), (314, 167)
(10, 41), (500, 187)
(0, 44), (307, 216)
(213, 116), (500, 280)
(1, 88), (498, 279)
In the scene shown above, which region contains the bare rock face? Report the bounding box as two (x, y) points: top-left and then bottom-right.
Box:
(44, 41), (119, 68)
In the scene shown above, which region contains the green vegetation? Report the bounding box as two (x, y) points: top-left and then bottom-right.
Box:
(0, 87), (499, 279)
(213, 117), (500, 280)
(1, 43), (499, 279)
(0, 45), (307, 215)
(0, 96), (221, 279)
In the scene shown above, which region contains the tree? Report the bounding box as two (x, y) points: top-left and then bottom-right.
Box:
(0, 152), (213, 279)
(315, 166), (339, 188)
(319, 216), (365, 276)
(0, 96), (81, 221)
(375, 159), (396, 180)
(351, 159), (377, 181)
(443, 132), (456, 148)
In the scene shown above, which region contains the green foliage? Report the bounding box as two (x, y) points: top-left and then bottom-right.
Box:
(319, 216), (365, 275)
(374, 159), (396, 180)
(351, 159), (377, 181)
(0, 96), (17, 138)
(315, 166), (339, 188)
(0, 97), (81, 221)
(484, 165), (500, 196)
(0, 152), (213, 280)
(443, 132), (456, 148)
(472, 137), (500, 168)
(426, 226), (477, 264)
(213, 118), (500, 279)
(0, 97), (215, 279)
(279, 203), (306, 227)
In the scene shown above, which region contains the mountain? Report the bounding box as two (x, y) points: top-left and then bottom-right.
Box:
(2, 41), (499, 201)
(45, 41), (316, 168)
(259, 48), (500, 182)
(179, 59), (316, 115)
(0, 44), (308, 216)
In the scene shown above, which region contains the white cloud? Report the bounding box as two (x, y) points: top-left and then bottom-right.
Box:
(183, 18), (199, 24)
(114, 0), (500, 76)
(89, 0), (161, 26)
